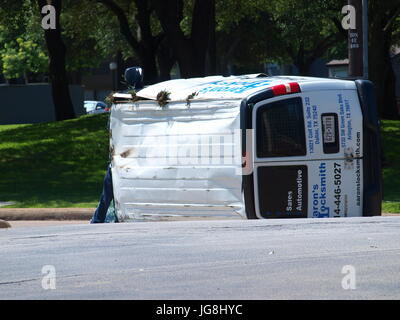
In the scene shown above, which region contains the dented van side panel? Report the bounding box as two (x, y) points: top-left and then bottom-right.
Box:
(110, 99), (245, 221)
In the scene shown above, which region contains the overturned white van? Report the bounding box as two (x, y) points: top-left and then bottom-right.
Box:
(109, 74), (382, 221)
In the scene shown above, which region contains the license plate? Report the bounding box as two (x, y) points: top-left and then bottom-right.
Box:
(322, 115), (335, 144)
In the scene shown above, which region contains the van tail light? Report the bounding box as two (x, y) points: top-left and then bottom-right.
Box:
(105, 107), (110, 112)
(271, 82), (301, 96)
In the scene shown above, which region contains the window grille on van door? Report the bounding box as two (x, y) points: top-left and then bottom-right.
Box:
(256, 97), (306, 158)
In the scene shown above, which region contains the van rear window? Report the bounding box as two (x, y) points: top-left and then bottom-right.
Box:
(256, 97), (306, 158)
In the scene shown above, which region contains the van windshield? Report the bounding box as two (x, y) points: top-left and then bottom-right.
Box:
(256, 97), (306, 158)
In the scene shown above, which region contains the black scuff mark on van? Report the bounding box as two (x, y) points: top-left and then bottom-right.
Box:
(110, 145), (115, 157)
(120, 149), (134, 158)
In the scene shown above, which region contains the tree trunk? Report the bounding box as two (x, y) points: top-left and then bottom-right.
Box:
(134, 0), (160, 84)
(38, 0), (75, 121)
(157, 38), (175, 81)
(369, 32), (398, 119)
(98, 0), (161, 85)
(153, 0), (215, 78)
(293, 42), (309, 76)
(191, 0), (215, 76)
(140, 48), (159, 85)
(207, 1), (216, 75)
(368, 1), (399, 119)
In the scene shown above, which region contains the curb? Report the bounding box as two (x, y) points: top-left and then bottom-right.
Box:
(0, 208), (94, 221)
(0, 208), (398, 221)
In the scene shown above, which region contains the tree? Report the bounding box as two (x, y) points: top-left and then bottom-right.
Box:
(94, 0), (168, 84)
(37, 0), (75, 120)
(268, 0), (346, 75)
(0, 37), (48, 81)
(214, 1), (281, 75)
(60, 1), (121, 72)
(152, 0), (216, 78)
(369, 0), (400, 119)
(0, 0), (48, 82)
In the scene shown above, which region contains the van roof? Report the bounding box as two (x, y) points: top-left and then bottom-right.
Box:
(115, 73), (356, 102)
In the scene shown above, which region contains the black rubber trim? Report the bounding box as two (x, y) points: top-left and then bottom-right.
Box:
(355, 80), (383, 216)
(240, 89), (274, 219)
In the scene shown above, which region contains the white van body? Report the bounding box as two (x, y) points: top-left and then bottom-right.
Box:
(110, 74), (382, 221)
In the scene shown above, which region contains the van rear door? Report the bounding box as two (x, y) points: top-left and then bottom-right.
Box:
(252, 87), (365, 218)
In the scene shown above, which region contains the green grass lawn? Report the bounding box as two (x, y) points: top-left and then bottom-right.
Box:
(0, 115), (399, 212)
(0, 114), (109, 208)
(381, 120), (400, 213)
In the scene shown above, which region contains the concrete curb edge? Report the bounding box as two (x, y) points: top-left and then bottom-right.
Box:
(0, 208), (94, 221)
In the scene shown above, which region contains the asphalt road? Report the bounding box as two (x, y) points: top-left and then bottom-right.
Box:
(1, 216), (400, 300)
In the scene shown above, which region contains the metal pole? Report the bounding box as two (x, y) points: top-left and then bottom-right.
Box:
(362, 0), (369, 79)
(348, 0), (363, 78)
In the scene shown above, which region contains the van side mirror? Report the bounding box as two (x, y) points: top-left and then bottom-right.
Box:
(124, 67), (143, 89)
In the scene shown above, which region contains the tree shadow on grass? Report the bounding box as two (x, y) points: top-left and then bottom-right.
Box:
(0, 114), (110, 207)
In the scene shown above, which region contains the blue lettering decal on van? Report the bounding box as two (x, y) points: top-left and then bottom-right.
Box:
(304, 97), (314, 153)
(198, 80), (272, 94)
(344, 99), (353, 142)
(312, 162), (331, 218)
(312, 105), (320, 145)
